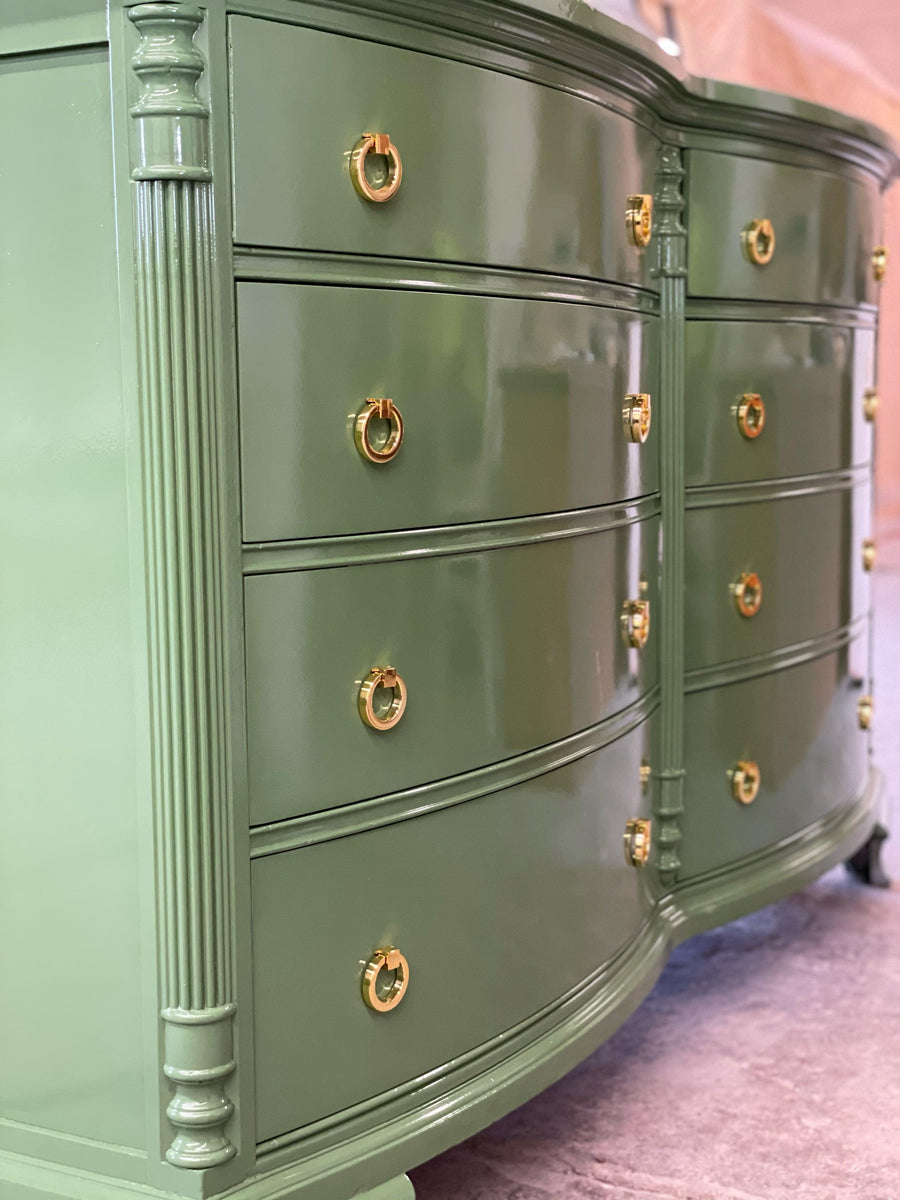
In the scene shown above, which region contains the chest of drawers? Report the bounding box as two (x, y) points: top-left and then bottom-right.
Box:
(1, 2), (896, 1199)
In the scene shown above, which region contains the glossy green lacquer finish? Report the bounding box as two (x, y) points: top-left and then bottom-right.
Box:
(229, 16), (660, 287)
(238, 285), (659, 541)
(251, 719), (655, 1140)
(684, 484), (870, 671)
(686, 150), (881, 305)
(245, 518), (659, 823)
(0, 45), (144, 1150)
(680, 637), (870, 878)
(684, 321), (875, 487)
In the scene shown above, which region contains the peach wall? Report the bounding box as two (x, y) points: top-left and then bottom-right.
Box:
(639, 0), (900, 563)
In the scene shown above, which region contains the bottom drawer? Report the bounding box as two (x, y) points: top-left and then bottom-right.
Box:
(252, 719), (655, 1141)
(679, 636), (870, 879)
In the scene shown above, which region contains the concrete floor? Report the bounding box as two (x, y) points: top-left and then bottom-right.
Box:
(411, 570), (900, 1200)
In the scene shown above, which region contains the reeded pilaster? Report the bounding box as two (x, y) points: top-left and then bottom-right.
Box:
(128, 1), (236, 1170)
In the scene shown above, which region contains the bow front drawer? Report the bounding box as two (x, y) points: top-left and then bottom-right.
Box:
(685, 320), (875, 488)
(251, 718), (655, 1140)
(238, 284), (659, 541)
(679, 636), (870, 878)
(686, 150), (881, 304)
(229, 16), (660, 285)
(684, 481), (871, 672)
(245, 515), (659, 825)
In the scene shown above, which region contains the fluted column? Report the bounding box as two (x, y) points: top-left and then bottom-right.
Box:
(652, 144), (687, 885)
(128, 2), (236, 1169)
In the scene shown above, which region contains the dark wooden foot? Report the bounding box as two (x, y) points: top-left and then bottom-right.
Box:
(846, 823), (891, 888)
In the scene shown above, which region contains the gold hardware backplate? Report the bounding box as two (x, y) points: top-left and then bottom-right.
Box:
(621, 597), (650, 649)
(624, 817), (652, 867)
(862, 539), (877, 572)
(736, 393), (766, 440)
(358, 666), (408, 731)
(626, 193), (653, 247)
(863, 389), (879, 423)
(873, 246), (888, 283)
(742, 218), (775, 265)
(858, 695), (874, 730)
(730, 760), (761, 805)
(623, 392), (652, 443)
(355, 397), (404, 464)
(733, 571), (763, 619)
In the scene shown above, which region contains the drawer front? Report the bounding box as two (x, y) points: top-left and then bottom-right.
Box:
(680, 637), (870, 878)
(238, 285), (659, 542)
(686, 151), (880, 304)
(252, 720), (655, 1139)
(245, 520), (660, 825)
(685, 321), (875, 488)
(684, 484), (870, 672)
(230, 17), (660, 285)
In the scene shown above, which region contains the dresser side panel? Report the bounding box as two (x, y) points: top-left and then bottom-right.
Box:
(0, 47), (145, 1150)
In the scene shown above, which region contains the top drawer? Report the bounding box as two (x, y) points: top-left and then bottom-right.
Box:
(229, 17), (660, 286)
(686, 151), (880, 305)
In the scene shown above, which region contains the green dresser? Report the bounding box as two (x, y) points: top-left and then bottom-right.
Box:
(0, 2), (895, 1199)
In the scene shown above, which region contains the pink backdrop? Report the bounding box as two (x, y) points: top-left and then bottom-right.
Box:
(638, 0), (900, 564)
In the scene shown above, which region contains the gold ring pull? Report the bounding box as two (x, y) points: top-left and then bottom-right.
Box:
(863, 389), (879, 423)
(737, 393), (766, 439)
(733, 571), (763, 618)
(873, 246), (888, 283)
(858, 695), (874, 730)
(359, 666), (407, 731)
(355, 398), (404, 464)
(742, 218), (775, 266)
(730, 760), (761, 805)
(350, 132), (403, 203)
(623, 393), (652, 443)
(362, 946), (409, 1012)
(626, 194), (653, 248)
(624, 817), (652, 867)
(862, 538), (877, 572)
(621, 598), (650, 649)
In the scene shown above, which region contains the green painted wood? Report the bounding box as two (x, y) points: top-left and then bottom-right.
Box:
(251, 718), (655, 1139)
(679, 636), (871, 878)
(0, 42), (145, 1154)
(229, 16), (660, 288)
(237, 285), (659, 541)
(686, 150), (881, 305)
(684, 484), (871, 671)
(244, 517), (660, 824)
(685, 321), (875, 487)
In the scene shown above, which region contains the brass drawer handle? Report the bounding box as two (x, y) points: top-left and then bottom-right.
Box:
(624, 817), (652, 867)
(359, 667), (407, 731)
(858, 695), (874, 730)
(873, 246), (888, 283)
(737, 393), (766, 439)
(355, 398), (404, 464)
(863, 389), (879, 422)
(863, 539), (877, 572)
(362, 946), (409, 1012)
(626, 193), (653, 248)
(733, 571), (763, 618)
(623, 392), (652, 443)
(730, 760), (761, 805)
(621, 598), (650, 649)
(742, 218), (775, 266)
(350, 132), (403, 203)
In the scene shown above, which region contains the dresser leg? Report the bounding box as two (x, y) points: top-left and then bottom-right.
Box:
(845, 823), (891, 888)
(352, 1175), (415, 1200)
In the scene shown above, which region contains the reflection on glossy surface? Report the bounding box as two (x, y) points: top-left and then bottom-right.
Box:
(239, 284), (659, 540)
(684, 485), (871, 670)
(245, 519), (660, 824)
(681, 642), (869, 877)
(251, 717), (656, 1139)
(231, 18), (660, 287)
(685, 321), (874, 486)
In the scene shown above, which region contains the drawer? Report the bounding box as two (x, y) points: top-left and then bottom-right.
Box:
(679, 636), (870, 878)
(245, 519), (660, 825)
(230, 17), (660, 286)
(252, 719), (655, 1139)
(686, 151), (880, 304)
(238, 284), (659, 542)
(685, 321), (875, 488)
(684, 483), (871, 671)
